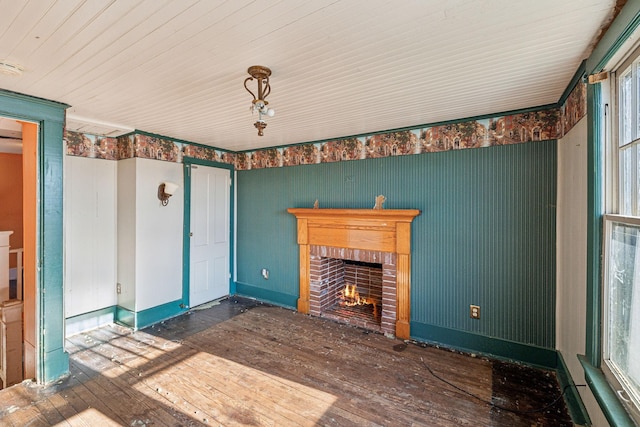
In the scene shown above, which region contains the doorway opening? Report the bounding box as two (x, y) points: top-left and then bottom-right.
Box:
(0, 116), (37, 389)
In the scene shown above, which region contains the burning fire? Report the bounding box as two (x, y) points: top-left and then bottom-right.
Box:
(339, 283), (379, 319)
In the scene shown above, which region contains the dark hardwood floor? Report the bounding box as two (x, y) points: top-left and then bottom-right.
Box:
(0, 297), (573, 426)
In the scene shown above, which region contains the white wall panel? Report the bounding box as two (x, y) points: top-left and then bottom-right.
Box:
(116, 158), (137, 311)
(64, 156), (117, 317)
(556, 118), (608, 426)
(134, 158), (183, 311)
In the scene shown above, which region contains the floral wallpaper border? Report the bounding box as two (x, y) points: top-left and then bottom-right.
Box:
(65, 81), (586, 170)
(65, 132), (234, 165)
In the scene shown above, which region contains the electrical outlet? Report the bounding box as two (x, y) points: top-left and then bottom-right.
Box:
(116, 283), (122, 294)
(470, 304), (480, 319)
(261, 268), (269, 279)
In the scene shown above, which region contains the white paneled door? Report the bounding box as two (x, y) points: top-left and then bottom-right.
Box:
(189, 165), (230, 308)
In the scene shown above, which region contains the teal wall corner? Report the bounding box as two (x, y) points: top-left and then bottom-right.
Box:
(42, 348), (70, 384)
(40, 112), (68, 385)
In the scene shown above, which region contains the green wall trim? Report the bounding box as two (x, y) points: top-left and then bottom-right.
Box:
(579, 355), (636, 427)
(115, 301), (186, 330)
(558, 60), (587, 107)
(410, 322), (558, 369)
(181, 162), (192, 308)
(135, 300), (185, 330)
(586, 83), (603, 367)
(556, 352), (590, 426)
(65, 306), (116, 336)
(115, 306), (135, 328)
(0, 89), (69, 123)
(587, 1), (640, 74)
(234, 282), (297, 308)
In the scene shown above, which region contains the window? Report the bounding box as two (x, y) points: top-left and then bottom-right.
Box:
(603, 216), (640, 419)
(601, 53), (640, 422)
(617, 62), (640, 216)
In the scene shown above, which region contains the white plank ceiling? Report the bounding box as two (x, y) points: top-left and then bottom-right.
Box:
(0, 0), (618, 151)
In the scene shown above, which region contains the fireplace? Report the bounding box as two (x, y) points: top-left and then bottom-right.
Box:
(287, 208), (420, 338)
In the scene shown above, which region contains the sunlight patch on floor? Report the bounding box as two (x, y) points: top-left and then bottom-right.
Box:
(135, 350), (339, 426)
(64, 407), (123, 426)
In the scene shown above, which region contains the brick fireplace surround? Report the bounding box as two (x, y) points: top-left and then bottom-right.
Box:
(287, 208), (420, 339)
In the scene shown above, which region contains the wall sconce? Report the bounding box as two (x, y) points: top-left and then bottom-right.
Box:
(158, 181), (179, 206)
(244, 65), (275, 136)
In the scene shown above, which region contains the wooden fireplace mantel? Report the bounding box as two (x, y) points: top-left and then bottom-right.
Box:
(287, 208), (420, 339)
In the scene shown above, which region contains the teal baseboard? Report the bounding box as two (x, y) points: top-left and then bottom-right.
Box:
(557, 352), (590, 425)
(410, 321), (558, 369)
(136, 300), (185, 329)
(115, 306), (135, 328)
(234, 282), (297, 308)
(115, 300), (186, 330)
(65, 306), (116, 337)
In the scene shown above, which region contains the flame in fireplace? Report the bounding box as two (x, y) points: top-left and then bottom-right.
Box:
(339, 283), (379, 319)
(341, 284), (360, 303)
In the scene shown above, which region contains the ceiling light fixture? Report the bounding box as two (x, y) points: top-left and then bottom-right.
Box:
(244, 65), (275, 136)
(0, 60), (24, 76)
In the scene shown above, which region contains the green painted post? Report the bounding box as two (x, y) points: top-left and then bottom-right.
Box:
(0, 90), (69, 384)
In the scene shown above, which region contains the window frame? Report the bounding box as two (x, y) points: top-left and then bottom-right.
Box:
(599, 46), (640, 424)
(601, 214), (640, 424)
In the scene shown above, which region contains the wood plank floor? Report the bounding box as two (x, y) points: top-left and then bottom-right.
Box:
(0, 297), (573, 426)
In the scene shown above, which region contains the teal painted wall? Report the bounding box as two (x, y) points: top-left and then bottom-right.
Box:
(237, 140), (557, 349)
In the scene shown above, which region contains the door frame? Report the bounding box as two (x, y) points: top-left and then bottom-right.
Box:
(182, 157), (235, 309)
(0, 90), (69, 384)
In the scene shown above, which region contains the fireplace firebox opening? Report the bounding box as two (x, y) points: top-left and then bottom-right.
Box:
(321, 260), (383, 330)
(308, 246), (398, 336)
